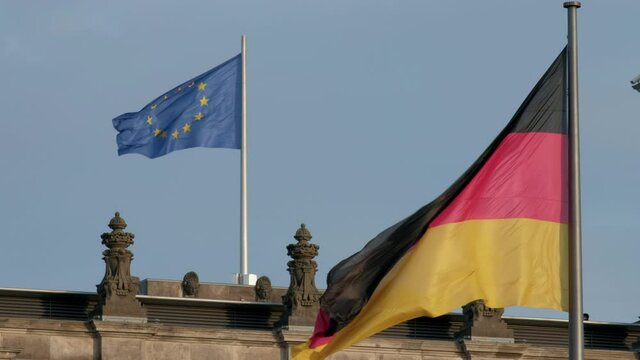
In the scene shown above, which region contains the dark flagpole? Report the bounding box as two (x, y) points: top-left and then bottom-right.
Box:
(564, 2), (583, 359)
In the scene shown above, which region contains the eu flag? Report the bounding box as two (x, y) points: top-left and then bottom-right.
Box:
(113, 54), (241, 158)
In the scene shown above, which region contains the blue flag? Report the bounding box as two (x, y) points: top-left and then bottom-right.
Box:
(113, 54), (242, 158)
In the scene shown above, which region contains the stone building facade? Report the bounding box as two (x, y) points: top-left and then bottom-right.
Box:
(0, 214), (639, 359)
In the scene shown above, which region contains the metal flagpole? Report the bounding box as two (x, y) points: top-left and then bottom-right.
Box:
(564, 2), (584, 359)
(239, 34), (250, 284)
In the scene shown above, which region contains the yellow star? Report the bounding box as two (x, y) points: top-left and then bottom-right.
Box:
(198, 82), (207, 91)
(154, 128), (161, 137)
(194, 112), (203, 121)
(183, 123), (191, 134)
(172, 130), (179, 139)
(151, 104), (157, 110)
(199, 95), (209, 106)
(146, 116), (153, 125)
(161, 131), (168, 138)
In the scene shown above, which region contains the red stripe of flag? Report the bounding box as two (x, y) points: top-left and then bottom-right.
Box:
(430, 132), (568, 227)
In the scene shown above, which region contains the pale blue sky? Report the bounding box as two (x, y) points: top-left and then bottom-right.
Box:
(1, 1), (638, 322)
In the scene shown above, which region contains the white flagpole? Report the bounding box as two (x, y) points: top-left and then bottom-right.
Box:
(564, 2), (584, 359)
(239, 34), (250, 285)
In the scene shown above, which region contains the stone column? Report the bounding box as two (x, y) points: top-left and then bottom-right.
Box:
(282, 224), (321, 327)
(95, 212), (146, 321)
(457, 299), (513, 342)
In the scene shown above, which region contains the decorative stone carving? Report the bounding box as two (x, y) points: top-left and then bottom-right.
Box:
(95, 212), (146, 320)
(282, 224), (320, 326)
(457, 299), (513, 341)
(182, 271), (200, 298)
(255, 276), (272, 302)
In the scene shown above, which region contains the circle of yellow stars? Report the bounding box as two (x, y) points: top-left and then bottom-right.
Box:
(147, 81), (209, 141)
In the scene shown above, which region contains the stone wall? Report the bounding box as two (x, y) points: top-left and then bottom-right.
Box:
(1, 317), (637, 360)
(0, 318), (282, 360)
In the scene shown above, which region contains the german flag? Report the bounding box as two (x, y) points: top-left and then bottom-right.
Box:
(294, 48), (568, 360)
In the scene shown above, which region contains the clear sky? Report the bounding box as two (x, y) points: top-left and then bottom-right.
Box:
(1, 1), (638, 323)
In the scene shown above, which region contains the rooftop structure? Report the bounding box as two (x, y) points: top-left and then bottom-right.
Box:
(0, 213), (638, 359)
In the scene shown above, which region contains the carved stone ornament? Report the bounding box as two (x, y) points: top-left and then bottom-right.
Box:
(95, 212), (146, 319)
(254, 276), (272, 302)
(457, 299), (513, 340)
(182, 271), (200, 298)
(467, 299), (504, 321)
(281, 224), (321, 326)
(284, 224), (320, 308)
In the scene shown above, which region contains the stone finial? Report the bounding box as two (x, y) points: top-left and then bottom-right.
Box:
(101, 212), (134, 250)
(457, 299), (513, 341)
(182, 271), (200, 298)
(294, 223), (312, 243)
(282, 223), (321, 326)
(255, 276), (272, 302)
(95, 212), (146, 321)
(108, 212), (127, 231)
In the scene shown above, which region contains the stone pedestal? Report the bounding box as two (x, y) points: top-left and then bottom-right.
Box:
(458, 339), (528, 359)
